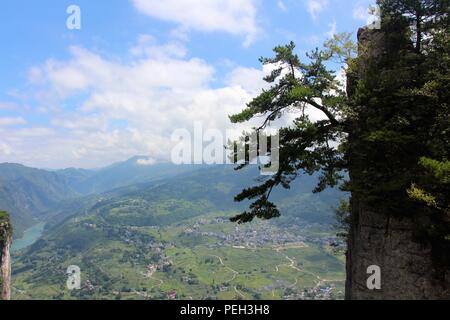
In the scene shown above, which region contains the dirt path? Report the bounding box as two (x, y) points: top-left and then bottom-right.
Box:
(275, 251), (344, 291)
(139, 267), (164, 289)
(234, 286), (246, 299)
(210, 254), (239, 283)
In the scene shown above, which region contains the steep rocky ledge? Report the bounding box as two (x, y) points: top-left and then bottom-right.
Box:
(0, 211), (12, 300)
(345, 28), (450, 300)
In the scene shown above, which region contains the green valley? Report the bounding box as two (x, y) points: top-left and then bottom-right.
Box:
(9, 164), (346, 300)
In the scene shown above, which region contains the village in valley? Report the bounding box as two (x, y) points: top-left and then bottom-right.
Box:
(94, 214), (346, 300)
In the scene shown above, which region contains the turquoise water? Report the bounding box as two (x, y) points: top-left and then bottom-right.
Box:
(12, 222), (45, 252)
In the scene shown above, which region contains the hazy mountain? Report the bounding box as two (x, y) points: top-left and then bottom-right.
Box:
(69, 156), (202, 195)
(0, 157), (201, 237)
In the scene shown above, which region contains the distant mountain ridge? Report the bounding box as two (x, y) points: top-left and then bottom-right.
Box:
(68, 156), (202, 194)
(0, 157), (200, 237)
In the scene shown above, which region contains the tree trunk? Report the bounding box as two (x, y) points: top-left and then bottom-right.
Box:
(416, 13), (422, 53)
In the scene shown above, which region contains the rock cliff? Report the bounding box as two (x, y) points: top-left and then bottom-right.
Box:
(346, 195), (450, 299)
(0, 211), (12, 300)
(345, 28), (450, 300)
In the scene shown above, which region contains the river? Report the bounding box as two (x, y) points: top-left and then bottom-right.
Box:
(11, 222), (46, 252)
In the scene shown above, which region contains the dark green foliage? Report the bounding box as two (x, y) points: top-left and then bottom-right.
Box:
(334, 200), (351, 239)
(0, 211), (12, 241)
(350, 0), (450, 258)
(0, 210), (9, 223)
(380, 0), (450, 52)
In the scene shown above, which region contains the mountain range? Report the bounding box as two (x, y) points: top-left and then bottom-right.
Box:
(0, 157), (202, 237)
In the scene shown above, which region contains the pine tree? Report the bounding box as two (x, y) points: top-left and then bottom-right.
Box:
(229, 40), (350, 223)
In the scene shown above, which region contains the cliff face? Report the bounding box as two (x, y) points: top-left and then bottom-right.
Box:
(346, 196), (450, 299)
(0, 212), (12, 300)
(345, 28), (450, 300)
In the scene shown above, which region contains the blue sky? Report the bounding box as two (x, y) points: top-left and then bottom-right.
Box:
(0, 0), (376, 169)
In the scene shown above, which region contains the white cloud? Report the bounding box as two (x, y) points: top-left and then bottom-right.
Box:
(9, 127), (55, 138)
(325, 20), (337, 39)
(0, 117), (27, 127)
(226, 67), (267, 95)
(51, 114), (108, 131)
(336, 68), (347, 92)
(305, 0), (329, 20)
(353, 5), (369, 21)
(353, 1), (379, 28)
(2, 39), (260, 168)
(136, 158), (157, 166)
(131, 0), (260, 46)
(130, 34), (188, 58)
(0, 143), (12, 156)
(353, 0), (378, 19)
(277, 0), (287, 11)
(3, 34), (334, 169)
